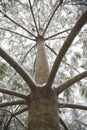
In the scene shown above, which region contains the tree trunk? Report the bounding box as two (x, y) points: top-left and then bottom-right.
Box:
(34, 36), (49, 85)
(28, 36), (60, 130)
(28, 87), (60, 130)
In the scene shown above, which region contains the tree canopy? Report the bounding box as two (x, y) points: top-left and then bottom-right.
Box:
(0, 0), (87, 129)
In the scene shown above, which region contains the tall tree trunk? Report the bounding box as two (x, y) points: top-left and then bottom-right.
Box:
(34, 36), (49, 84)
(28, 87), (60, 130)
(28, 36), (60, 130)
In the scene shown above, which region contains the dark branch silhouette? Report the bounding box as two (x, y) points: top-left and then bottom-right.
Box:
(59, 103), (87, 111)
(46, 44), (80, 73)
(0, 10), (37, 38)
(43, 0), (63, 35)
(4, 116), (12, 130)
(59, 116), (68, 130)
(0, 100), (27, 108)
(0, 27), (35, 41)
(55, 70), (87, 95)
(5, 44), (36, 86)
(0, 47), (36, 90)
(12, 107), (29, 116)
(45, 28), (71, 41)
(0, 88), (27, 99)
(28, 0), (39, 35)
(46, 10), (87, 88)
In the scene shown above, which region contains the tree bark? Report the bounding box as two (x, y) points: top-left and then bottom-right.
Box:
(28, 87), (60, 130)
(28, 36), (60, 129)
(34, 36), (49, 84)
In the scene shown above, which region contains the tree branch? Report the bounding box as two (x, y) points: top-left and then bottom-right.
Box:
(0, 88), (27, 99)
(5, 44), (36, 85)
(59, 103), (87, 111)
(46, 44), (80, 73)
(0, 100), (27, 108)
(12, 107), (29, 116)
(21, 44), (36, 64)
(4, 116), (12, 130)
(43, 0), (63, 35)
(0, 47), (36, 90)
(28, 0), (39, 35)
(14, 116), (27, 129)
(0, 10), (37, 38)
(44, 29), (71, 41)
(46, 10), (87, 88)
(0, 28), (35, 41)
(55, 71), (87, 95)
(59, 116), (68, 130)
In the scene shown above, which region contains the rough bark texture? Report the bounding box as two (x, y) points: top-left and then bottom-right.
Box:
(28, 37), (60, 130)
(34, 37), (49, 84)
(28, 87), (60, 130)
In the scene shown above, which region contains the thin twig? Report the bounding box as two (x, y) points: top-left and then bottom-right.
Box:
(28, 0), (39, 35)
(14, 116), (28, 129)
(59, 116), (68, 130)
(12, 107), (29, 116)
(0, 27), (35, 41)
(0, 10), (37, 38)
(4, 116), (12, 130)
(43, 0), (63, 35)
(45, 29), (71, 41)
(45, 44), (80, 73)
(5, 44), (36, 85)
(21, 44), (36, 63)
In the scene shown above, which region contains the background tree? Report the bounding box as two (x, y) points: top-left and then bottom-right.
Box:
(0, 0), (87, 129)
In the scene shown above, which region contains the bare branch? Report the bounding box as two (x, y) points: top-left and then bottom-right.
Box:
(21, 44), (36, 63)
(12, 107), (29, 116)
(5, 44), (36, 85)
(28, 0), (39, 35)
(0, 28), (35, 41)
(0, 10), (37, 38)
(45, 44), (57, 55)
(4, 116), (12, 130)
(45, 29), (71, 41)
(55, 71), (87, 95)
(46, 44), (80, 73)
(59, 116), (68, 130)
(43, 0), (63, 35)
(0, 100), (27, 108)
(0, 88), (27, 99)
(59, 103), (87, 111)
(0, 47), (36, 90)
(46, 10), (87, 88)
(14, 116), (28, 129)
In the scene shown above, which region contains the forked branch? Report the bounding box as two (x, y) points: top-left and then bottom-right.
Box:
(46, 10), (87, 88)
(0, 47), (36, 90)
(55, 70), (87, 95)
